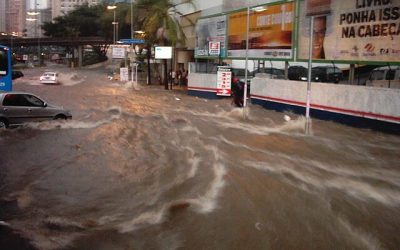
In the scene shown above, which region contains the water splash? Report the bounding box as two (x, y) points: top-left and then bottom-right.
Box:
(20, 107), (122, 131)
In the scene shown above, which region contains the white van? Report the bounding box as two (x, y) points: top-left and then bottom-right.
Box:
(366, 66), (400, 89)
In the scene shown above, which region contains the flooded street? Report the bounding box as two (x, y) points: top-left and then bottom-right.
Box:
(1, 66), (400, 250)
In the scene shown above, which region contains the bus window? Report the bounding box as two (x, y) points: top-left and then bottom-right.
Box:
(0, 47), (8, 75)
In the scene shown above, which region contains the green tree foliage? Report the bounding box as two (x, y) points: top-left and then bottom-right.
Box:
(41, 3), (136, 63)
(42, 4), (105, 37)
(135, 0), (195, 87)
(42, 3), (134, 39)
(136, 0), (194, 46)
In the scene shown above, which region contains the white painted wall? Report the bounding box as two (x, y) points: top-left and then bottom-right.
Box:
(187, 72), (400, 123)
(251, 77), (400, 122)
(188, 72), (217, 90)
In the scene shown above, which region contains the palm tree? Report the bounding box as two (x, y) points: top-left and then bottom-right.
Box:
(135, 0), (194, 88)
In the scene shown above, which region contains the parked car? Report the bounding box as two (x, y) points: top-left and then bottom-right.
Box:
(11, 70), (24, 80)
(40, 71), (59, 84)
(365, 66), (400, 89)
(252, 68), (285, 79)
(288, 66), (319, 82)
(0, 92), (72, 128)
(312, 66), (343, 83)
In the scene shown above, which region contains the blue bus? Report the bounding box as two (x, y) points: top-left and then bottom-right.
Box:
(0, 45), (12, 91)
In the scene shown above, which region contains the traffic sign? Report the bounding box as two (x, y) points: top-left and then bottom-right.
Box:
(119, 39), (145, 44)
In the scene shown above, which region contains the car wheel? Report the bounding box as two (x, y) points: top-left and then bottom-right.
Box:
(54, 114), (67, 120)
(0, 118), (8, 129)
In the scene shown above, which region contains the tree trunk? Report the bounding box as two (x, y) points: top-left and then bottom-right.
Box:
(164, 59), (168, 90)
(146, 44), (151, 85)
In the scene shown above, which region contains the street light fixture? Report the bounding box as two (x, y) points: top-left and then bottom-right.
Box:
(107, 5), (118, 44)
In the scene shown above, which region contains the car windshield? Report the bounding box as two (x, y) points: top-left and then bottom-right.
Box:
(44, 72), (56, 77)
(232, 69), (250, 76)
(326, 67), (342, 74)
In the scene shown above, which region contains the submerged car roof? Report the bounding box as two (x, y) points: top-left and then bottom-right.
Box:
(0, 92), (45, 99)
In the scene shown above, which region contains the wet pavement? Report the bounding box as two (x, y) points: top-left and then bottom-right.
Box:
(1, 65), (400, 250)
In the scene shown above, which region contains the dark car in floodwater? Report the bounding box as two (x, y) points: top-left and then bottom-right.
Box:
(252, 68), (285, 79)
(288, 66), (309, 81)
(312, 66), (343, 83)
(0, 92), (72, 128)
(11, 70), (24, 80)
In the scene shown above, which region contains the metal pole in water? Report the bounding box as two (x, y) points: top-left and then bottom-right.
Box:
(305, 16), (314, 134)
(243, 6), (250, 119)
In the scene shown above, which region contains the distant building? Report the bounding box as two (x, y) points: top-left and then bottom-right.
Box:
(0, 1), (6, 33)
(0, 0), (27, 36)
(26, 8), (52, 38)
(51, 0), (101, 19)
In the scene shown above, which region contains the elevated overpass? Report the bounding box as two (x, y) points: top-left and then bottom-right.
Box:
(0, 36), (111, 47)
(0, 36), (112, 67)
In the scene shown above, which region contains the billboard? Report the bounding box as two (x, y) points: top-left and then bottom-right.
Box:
(112, 47), (127, 59)
(155, 46), (173, 59)
(195, 15), (227, 58)
(298, 0), (400, 63)
(227, 2), (295, 59)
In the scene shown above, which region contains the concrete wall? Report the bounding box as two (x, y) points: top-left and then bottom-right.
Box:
(187, 73), (400, 124)
(251, 77), (400, 124)
(188, 72), (217, 92)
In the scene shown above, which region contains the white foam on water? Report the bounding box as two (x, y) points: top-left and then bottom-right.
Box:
(10, 219), (84, 250)
(216, 130), (400, 206)
(117, 146), (227, 233)
(118, 207), (167, 233)
(121, 81), (140, 90)
(310, 160), (400, 189)
(245, 160), (400, 206)
(337, 217), (383, 250)
(326, 178), (400, 205)
(21, 106), (122, 130)
(184, 108), (306, 136)
(213, 117), (304, 136)
(98, 214), (123, 226)
(188, 146), (227, 213)
(58, 72), (85, 86)
(179, 124), (202, 136)
(184, 147), (201, 178)
(23, 120), (107, 130)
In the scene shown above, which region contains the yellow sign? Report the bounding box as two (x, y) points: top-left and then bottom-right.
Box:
(227, 2), (294, 59)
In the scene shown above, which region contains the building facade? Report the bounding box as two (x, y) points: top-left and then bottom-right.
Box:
(0, 0), (27, 36)
(26, 8), (52, 37)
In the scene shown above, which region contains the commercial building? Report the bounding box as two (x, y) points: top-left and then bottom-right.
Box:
(0, 0), (27, 36)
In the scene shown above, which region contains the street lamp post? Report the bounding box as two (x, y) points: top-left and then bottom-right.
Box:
(243, 6), (266, 117)
(107, 5), (117, 44)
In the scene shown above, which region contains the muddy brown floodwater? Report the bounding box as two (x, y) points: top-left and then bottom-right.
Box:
(1, 66), (400, 250)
